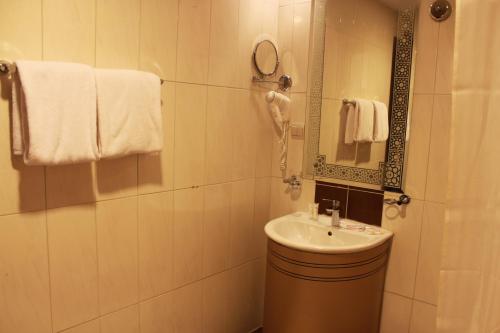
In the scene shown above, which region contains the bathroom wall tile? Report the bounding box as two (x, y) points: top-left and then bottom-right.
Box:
(434, 9), (455, 94)
(208, 0), (240, 87)
(404, 94), (434, 200)
(202, 271), (230, 333)
(205, 87), (236, 184)
(138, 192), (174, 300)
(96, 197), (138, 314)
(0, 147), (46, 215)
(176, 0), (211, 84)
(96, 0), (140, 68)
(414, 202), (445, 305)
(43, 0), (96, 64)
(347, 188), (384, 226)
(203, 183), (231, 276)
(95, 156), (138, 201)
(237, 0), (262, 89)
(139, 0), (178, 81)
(380, 292), (412, 333)
(60, 320), (100, 333)
(138, 82), (176, 194)
(227, 259), (265, 333)
(232, 90), (257, 181)
(46, 164), (96, 208)
(270, 177), (312, 219)
(174, 83), (207, 189)
(409, 301), (437, 333)
(261, 0), (280, 39)
(173, 187), (203, 287)
(0, 0), (42, 60)
(291, 2), (311, 93)
(140, 292), (175, 333)
(425, 94), (451, 203)
(229, 179), (256, 267)
(277, 4), (294, 77)
(0, 212), (51, 333)
(47, 204), (99, 332)
(172, 281), (203, 333)
(253, 177), (271, 257)
(100, 304), (140, 333)
(382, 198), (424, 298)
(413, 5), (439, 95)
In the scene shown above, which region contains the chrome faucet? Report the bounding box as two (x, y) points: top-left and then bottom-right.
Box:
(322, 199), (341, 228)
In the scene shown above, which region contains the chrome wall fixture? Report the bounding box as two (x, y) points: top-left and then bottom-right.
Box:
(430, 0), (453, 22)
(383, 194), (411, 206)
(252, 74), (293, 91)
(0, 59), (167, 84)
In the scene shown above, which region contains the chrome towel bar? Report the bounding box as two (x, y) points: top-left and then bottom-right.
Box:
(0, 59), (166, 84)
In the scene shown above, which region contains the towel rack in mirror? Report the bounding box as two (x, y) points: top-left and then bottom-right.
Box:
(0, 59), (166, 84)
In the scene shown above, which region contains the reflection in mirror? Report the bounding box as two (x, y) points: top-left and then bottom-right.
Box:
(253, 40), (279, 76)
(304, 0), (417, 192)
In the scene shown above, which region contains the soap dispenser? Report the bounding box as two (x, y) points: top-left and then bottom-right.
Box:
(322, 199), (341, 228)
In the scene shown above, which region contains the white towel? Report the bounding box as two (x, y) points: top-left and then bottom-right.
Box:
(12, 60), (99, 165)
(95, 69), (163, 159)
(344, 99), (374, 144)
(373, 100), (389, 142)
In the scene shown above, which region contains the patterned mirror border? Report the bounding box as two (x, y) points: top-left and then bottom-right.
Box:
(304, 2), (416, 190)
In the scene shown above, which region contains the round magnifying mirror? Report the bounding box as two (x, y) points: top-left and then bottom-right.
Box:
(253, 40), (279, 76)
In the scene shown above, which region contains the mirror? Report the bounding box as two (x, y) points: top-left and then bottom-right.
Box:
(253, 40), (279, 76)
(304, 0), (417, 192)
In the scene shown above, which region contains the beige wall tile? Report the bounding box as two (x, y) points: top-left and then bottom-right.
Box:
(173, 187), (203, 287)
(290, 2), (311, 93)
(229, 179), (256, 266)
(96, 197), (138, 314)
(425, 95), (451, 203)
(205, 87), (236, 184)
(139, 292), (175, 333)
(253, 177), (271, 257)
(60, 320), (100, 333)
(383, 198), (424, 298)
(237, 0), (262, 89)
(47, 204), (99, 331)
(46, 164), (96, 208)
(413, 5), (439, 94)
(277, 4), (294, 79)
(404, 94), (434, 200)
(414, 202), (445, 305)
(139, 0), (178, 81)
(174, 83), (207, 189)
(0, 212), (51, 333)
(43, 0), (96, 64)
(380, 292), (412, 333)
(203, 183), (231, 276)
(202, 271), (230, 333)
(138, 83), (176, 194)
(96, 0), (140, 68)
(232, 90), (257, 180)
(434, 9), (455, 94)
(100, 305), (139, 333)
(409, 301), (437, 333)
(138, 192), (174, 300)
(95, 156), (138, 200)
(172, 281), (203, 332)
(208, 0), (240, 87)
(176, 0), (211, 84)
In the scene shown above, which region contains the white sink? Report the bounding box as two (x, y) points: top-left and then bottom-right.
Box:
(264, 212), (393, 254)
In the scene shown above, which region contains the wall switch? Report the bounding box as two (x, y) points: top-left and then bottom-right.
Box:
(290, 123), (305, 139)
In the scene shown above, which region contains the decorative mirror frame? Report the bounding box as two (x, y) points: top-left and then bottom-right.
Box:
(252, 39), (280, 77)
(304, 1), (417, 192)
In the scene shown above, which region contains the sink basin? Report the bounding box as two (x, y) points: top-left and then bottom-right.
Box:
(264, 212), (393, 253)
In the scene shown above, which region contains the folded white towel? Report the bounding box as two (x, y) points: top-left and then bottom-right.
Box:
(95, 69), (163, 159)
(12, 60), (99, 165)
(344, 99), (374, 144)
(373, 100), (389, 142)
